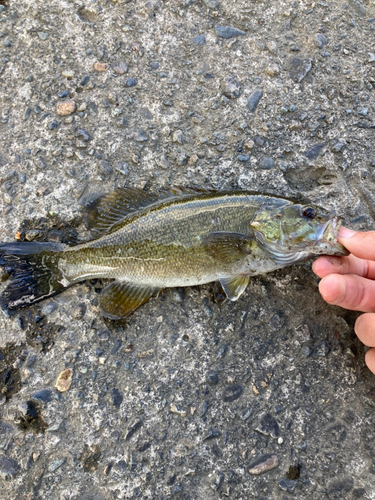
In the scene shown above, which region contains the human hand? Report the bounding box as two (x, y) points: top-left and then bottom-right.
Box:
(312, 227), (375, 374)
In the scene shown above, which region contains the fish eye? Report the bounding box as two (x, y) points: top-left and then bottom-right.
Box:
(302, 206), (317, 220)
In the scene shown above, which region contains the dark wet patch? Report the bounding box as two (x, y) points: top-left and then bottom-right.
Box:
(17, 215), (82, 245)
(16, 399), (48, 434)
(0, 342), (25, 401)
(80, 444), (102, 472)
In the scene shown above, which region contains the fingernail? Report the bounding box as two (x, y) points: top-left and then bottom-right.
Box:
(338, 227), (355, 239)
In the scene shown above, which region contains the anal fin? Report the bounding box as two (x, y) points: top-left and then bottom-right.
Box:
(219, 275), (249, 301)
(99, 281), (159, 319)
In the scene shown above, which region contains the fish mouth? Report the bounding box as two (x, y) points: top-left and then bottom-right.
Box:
(317, 216), (350, 256)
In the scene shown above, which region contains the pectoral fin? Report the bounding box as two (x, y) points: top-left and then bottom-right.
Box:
(203, 232), (254, 264)
(219, 275), (249, 301)
(99, 280), (159, 319)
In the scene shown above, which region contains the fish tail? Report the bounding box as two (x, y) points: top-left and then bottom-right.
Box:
(0, 242), (67, 313)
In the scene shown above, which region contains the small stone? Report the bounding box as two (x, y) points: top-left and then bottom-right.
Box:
(265, 41), (277, 54)
(94, 62), (109, 72)
(288, 57), (312, 83)
(48, 120), (59, 130)
(238, 154), (250, 162)
(125, 420), (143, 441)
(192, 35), (206, 45)
(358, 107), (368, 116)
(61, 69), (75, 78)
(38, 32), (49, 41)
(55, 368), (73, 392)
(188, 154), (198, 165)
(247, 90), (263, 112)
(176, 152), (188, 165)
(315, 33), (328, 48)
(172, 129), (184, 144)
(113, 61), (129, 75)
(248, 454), (279, 475)
(125, 78), (137, 87)
(56, 100), (76, 116)
(23, 107), (32, 121)
(48, 459), (65, 472)
(0, 457), (20, 479)
(259, 157), (274, 170)
(368, 53), (375, 63)
(243, 139), (255, 150)
(278, 479), (297, 492)
(216, 26), (246, 39)
(221, 75), (241, 99)
(170, 403), (186, 417)
(150, 62), (159, 69)
(206, 370), (219, 385)
(32, 389), (52, 402)
(202, 0), (219, 7)
(302, 346), (313, 357)
(266, 63), (280, 76)
(331, 141), (345, 153)
(77, 129), (93, 141)
(305, 143), (325, 160)
(256, 413), (280, 438)
(80, 75), (90, 86)
(223, 384), (243, 402)
(41, 302), (58, 315)
(315, 340), (330, 356)
(204, 427), (222, 440)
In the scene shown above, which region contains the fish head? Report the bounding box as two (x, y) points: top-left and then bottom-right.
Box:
(250, 202), (349, 265)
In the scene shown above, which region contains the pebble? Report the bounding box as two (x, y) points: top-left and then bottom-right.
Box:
(172, 129), (184, 144)
(238, 154), (250, 162)
(302, 346), (313, 357)
(150, 62), (159, 69)
(266, 63), (280, 76)
(55, 368), (73, 392)
(278, 479), (297, 492)
(259, 156), (274, 170)
(77, 129), (93, 141)
(248, 454), (279, 475)
(288, 57), (312, 83)
(221, 75), (241, 98)
(247, 90), (263, 112)
(48, 459), (65, 472)
(315, 340), (330, 356)
(48, 120), (59, 130)
(170, 404), (186, 417)
(94, 62), (109, 72)
(223, 384), (243, 402)
(202, 0), (219, 7)
(80, 75), (90, 86)
(266, 41), (278, 54)
(176, 152), (188, 165)
(192, 35), (206, 45)
(113, 61), (129, 75)
(32, 389), (52, 402)
(331, 141), (345, 153)
(38, 32), (49, 41)
(206, 370), (219, 385)
(56, 100), (76, 116)
(0, 457), (20, 479)
(125, 78), (137, 87)
(125, 420), (143, 441)
(315, 33), (328, 48)
(256, 413), (280, 438)
(41, 302), (58, 315)
(305, 143), (325, 160)
(58, 90), (69, 98)
(61, 69), (75, 78)
(204, 427), (222, 440)
(215, 26), (246, 39)
(188, 154), (198, 165)
(23, 107), (31, 121)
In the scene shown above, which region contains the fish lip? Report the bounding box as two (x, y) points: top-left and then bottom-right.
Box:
(317, 216), (349, 256)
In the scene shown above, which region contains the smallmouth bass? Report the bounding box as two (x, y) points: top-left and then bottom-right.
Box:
(0, 188), (348, 319)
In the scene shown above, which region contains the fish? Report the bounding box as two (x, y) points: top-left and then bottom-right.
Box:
(0, 187), (349, 320)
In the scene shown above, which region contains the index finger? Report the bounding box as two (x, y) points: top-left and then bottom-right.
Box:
(338, 227), (375, 261)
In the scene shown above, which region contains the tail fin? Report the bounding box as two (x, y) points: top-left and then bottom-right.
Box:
(0, 242), (67, 313)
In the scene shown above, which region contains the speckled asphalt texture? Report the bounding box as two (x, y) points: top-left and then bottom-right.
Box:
(0, 0), (375, 498)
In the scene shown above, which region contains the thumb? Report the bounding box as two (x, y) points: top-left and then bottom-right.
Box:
(338, 227), (375, 261)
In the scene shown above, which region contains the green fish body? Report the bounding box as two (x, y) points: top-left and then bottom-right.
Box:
(0, 188), (348, 319)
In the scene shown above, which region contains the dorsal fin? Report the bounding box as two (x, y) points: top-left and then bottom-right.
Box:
(85, 186), (213, 235)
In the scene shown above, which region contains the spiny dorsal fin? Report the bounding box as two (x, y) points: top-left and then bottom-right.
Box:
(219, 275), (249, 301)
(203, 232), (254, 265)
(99, 280), (159, 319)
(85, 186), (213, 235)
